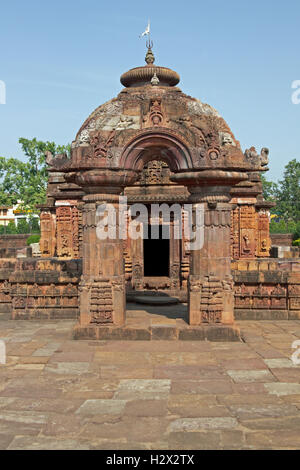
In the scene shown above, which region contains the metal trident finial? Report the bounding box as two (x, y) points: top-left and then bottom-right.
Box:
(146, 39), (153, 49)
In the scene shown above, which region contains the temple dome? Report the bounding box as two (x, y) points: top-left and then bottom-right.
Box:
(70, 45), (267, 175)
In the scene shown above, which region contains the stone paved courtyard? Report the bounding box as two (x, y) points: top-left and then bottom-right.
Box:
(1, 307), (300, 450)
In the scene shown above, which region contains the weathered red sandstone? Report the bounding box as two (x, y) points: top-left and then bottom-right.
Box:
(0, 46), (299, 337)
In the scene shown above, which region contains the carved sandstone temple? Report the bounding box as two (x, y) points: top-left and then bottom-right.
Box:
(1, 45), (299, 339)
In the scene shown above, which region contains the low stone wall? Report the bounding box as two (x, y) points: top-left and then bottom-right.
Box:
(4, 258), (81, 320)
(0, 259), (18, 317)
(270, 233), (294, 247)
(0, 255), (299, 322)
(232, 258), (300, 320)
(0, 234), (31, 250)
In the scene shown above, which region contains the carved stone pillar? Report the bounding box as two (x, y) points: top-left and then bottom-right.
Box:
(172, 170), (247, 327)
(71, 169), (138, 334)
(188, 201), (234, 325)
(56, 204), (80, 259)
(39, 209), (56, 257)
(79, 194), (125, 326)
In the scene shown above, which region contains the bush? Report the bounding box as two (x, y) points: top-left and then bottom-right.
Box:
(26, 234), (40, 246)
(293, 238), (300, 247)
(294, 222), (300, 240)
(270, 219), (300, 239)
(28, 217), (40, 233)
(17, 219), (30, 234)
(2, 221), (18, 234)
(269, 219), (289, 233)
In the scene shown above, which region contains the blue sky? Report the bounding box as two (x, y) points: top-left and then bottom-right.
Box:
(0, 0), (299, 181)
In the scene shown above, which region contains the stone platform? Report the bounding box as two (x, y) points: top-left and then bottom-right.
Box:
(73, 303), (241, 342)
(0, 317), (300, 449)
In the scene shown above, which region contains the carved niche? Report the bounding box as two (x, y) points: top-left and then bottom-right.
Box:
(240, 205), (257, 258)
(56, 206), (72, 258)
(0, 280), (11, 303)
(56, 205), (80, 259)
(234, 283), (253, 308)
(252, 284), (270, 309)
(231, 205), (271, 259)
(289, 285), (300, 295)
(289, 284), (300, 310)
(142, 99), (169, 128)
(138, 160), (171, 185)
(256, 210), (271, 257)
(231, 205), (257, 259)
(270, 284), (287, 309)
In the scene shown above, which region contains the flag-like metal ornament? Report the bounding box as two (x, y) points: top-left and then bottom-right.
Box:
(140, 20), (150, 38)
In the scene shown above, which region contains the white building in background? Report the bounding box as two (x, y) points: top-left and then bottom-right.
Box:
(0, 201), (39, 227)
(0, 205), (16, 226)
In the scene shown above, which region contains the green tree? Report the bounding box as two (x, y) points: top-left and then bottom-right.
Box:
(16, 218), (30, 234)
(275, 159), (300, 223)
(0, 221), (18, 235)
(260, 175), (278, 202)
(0, 138), (70, 213)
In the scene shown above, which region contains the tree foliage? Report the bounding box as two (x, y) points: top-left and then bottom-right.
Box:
(262, 159), (300, 236)
(0, 218), (41, 235)
(275, 159), (300, 223)
(0, 138), (70, 212)
(260, 175), (279, 202)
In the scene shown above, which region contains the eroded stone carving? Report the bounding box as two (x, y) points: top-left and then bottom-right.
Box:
(138, 160), (171, 185)
(90, 280), (113, 324)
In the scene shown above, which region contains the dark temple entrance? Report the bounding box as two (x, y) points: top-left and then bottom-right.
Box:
(143, 225), (169, 277)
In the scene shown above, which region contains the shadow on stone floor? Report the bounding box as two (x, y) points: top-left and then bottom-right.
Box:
(126, 301), (188, 321)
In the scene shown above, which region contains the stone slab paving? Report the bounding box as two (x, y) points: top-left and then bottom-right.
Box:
(0, 318), (300, 449)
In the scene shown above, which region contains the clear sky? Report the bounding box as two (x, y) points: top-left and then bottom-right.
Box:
(0, 0), (299, 181)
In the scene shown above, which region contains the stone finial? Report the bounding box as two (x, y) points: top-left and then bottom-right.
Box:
(151, 72), (159, 86)
(145, 41), (155, 65)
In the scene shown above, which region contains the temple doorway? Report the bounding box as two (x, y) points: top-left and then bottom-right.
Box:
(143, 224), (170, 277)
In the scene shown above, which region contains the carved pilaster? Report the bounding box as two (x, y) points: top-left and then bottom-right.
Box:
(75, 169), (137, 329)
(79, 194), (126, 326)
(40, 210), (56, 257)
(172, 170), (246, 326)
(188, 201), (234, 325)
(56, 204), (81, 259)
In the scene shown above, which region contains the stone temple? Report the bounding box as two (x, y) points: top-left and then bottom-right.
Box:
(1, 45), (299, 340)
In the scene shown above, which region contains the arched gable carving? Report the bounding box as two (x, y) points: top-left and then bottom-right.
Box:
(119, 128), (194, 172)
